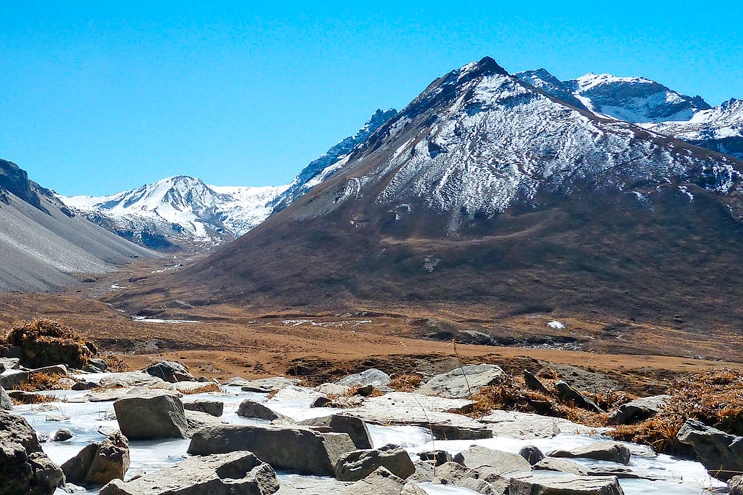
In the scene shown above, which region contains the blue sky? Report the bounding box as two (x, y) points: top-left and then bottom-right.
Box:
(1, 1), (742, 196)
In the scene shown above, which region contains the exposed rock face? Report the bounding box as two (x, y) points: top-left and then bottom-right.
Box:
(61, 431), (130, 485)
(99, 451), (279, 495)
(418, 364), (506, 399)
(183, 400), (224, 417)
(144, 360), (195, 383)
(0, 385), (12, 410)
(555, 381), (605, 413)
(0, 369), (29, 389)
(548, 442), (631, 465)
(518, 445), (545, 465)
(338, 369), (392, 389)
(523, 370), (549, 393)
(453, 445), (531, 475)
(339, 467), (425, 495)
(335, 444), (416, 481)
(188, 424), (356, 476)
(677, 419), (743, 481)
(299, 414), (373, 449)
(0, 410), (64, 495)
(508, 473), (625, 495)
(729, 474), (743, 495)
(237, 399), (290, 421)
(607, 395), (670, 425)
(431, 461), (510, 494)
(113, 390), (188, 440)
(52, 428), (73, 442)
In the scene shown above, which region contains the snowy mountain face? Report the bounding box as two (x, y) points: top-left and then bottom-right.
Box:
(516, 69), (711, 124)
(269, 108), (398, 212)
(61, 177), (286, 250)
(644, 98), (743, 160)
(290, 57), (741, 231)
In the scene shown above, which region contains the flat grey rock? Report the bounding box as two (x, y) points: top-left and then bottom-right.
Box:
(418, 364), (506, 399)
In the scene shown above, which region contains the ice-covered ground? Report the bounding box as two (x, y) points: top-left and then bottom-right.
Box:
(12, 382), (726, 495)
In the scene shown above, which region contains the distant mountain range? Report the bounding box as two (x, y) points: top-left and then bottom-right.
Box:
(59, 109), (398, 251)
(0, 159), (154, 292)
(108, 57), (743, 339)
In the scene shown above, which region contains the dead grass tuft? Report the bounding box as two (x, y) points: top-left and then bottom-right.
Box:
(389, 374), (423, 392)
(180, 382), (221, 394)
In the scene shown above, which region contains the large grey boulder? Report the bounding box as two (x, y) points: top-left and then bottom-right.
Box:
(523, 370), (549, 393)
(0, 410), (64, 495)
(508, 473), (624, 495)
(0, 369), (29, 389)
(0, 385), (12, 410)
(432, 461), (509, 494)
(0, 357), (20, 372)
(98, 372), (171, 389)
(188, 424), (356, 476)
(62, 431), (130, 485)
(335, 444), (415, 481)
(237, 399), (290, 421)
(299, 414), (373, 449)
(480, 410), (606, 439)
(113, 390), (188, 439)
(339, 467), (425, 495)
(99, 451), (279, 495)
(144, 360), (194, 383)
(677, 419), (743, 481)
(548, 442), (631, 465)
(184, 400), (224, 417)
(607, 395), (670, 425)
(338, 369), (392, 389)
(453, 445), (532, 475)
(418, 364), (506, 399)
(518, 445), (545, 465)
(555, 381), (605, 413)
(535, 458), (645, 480)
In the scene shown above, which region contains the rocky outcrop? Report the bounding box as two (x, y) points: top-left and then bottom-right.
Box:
(113, 390), (188, 440)
(237, 399), (290, 421)
(188, 424), (356, 476)
(144, 360), (195, 383)
(335, 444), (415, 481)
(183, 400), (224, 417)
(523, 370), (549, 393)
(453, 445), (531, 475)
(518, 445), (545, 465)
(0, 410), (64, 495)
(555, 381), (605, 413)
(677, 419), (743, 481)
(431, 461), (509, 494)
(299, 414), (373, 449)
(548, 442), (631, 465)
(607, 395), (670, 425)
(480, 410), (605, 439)
(729, 475), (743, 495)
(0, 369), (29, 389)
(0, 385), (12, 410)
(61, 431), (130, 485)
(99, 451), (279, 495)
(338, 369), (392, 389)
(508, 473), (624, 495)
(339, 467), (425, 495)
(417, 364), (505, 399)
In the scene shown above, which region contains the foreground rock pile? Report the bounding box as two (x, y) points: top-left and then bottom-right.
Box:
(0, 329), (741, 495)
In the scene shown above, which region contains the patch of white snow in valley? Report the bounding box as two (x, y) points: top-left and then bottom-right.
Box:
(131, 316), (198, 324)
(547, 320), (566, 329)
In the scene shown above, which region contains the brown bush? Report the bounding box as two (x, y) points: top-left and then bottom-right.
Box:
(2, 319), (95, 369)
(389, 373), (423, 392)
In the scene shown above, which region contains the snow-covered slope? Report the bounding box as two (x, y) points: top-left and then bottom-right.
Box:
(269, 108), (398, 212)
(516, 69), (711, 124)
(288, 57), (739, 229)
(644, 98), (743, 159)
(61, 176), (286, 250)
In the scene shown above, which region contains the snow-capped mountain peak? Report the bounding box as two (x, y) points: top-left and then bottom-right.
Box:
(61, 176), (287, 250)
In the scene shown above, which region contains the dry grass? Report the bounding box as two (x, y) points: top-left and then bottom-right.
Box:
(389, 373), (423, 392)
(609, 369), (743, 454)
(180, 382), (221, 394)
(10, 392), (56, 405)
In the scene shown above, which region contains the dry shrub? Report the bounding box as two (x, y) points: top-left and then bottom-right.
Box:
(10, 392), (55, 405)
(180, 382), (221, 395)
(19, 371), (71, 392)
(608, 368), (743, 455)
(2, 319), (95, 369)
(389, 374), (423, 392)
(100, 353), (129, 372)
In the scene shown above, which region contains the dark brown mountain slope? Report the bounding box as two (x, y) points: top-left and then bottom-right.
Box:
(107, 57), (743, 339)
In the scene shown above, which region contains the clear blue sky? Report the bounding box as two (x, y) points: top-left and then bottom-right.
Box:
(1, 1), (741, 196)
